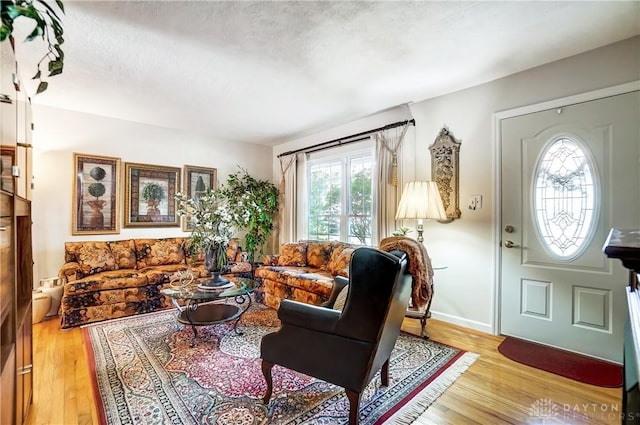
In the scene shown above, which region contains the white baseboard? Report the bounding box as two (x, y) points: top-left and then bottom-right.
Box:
(430, 311), (493, 335)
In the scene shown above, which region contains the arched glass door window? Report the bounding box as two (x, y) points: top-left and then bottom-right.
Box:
(533, 136), (598, 259)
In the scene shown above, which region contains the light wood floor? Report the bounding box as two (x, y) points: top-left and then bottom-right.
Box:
(26, 314), (621, 425)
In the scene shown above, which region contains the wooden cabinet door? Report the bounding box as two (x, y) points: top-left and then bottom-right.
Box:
(0, 348), (15, 425)
(15, 315), (32, 425)
(1, 39), (17, 194)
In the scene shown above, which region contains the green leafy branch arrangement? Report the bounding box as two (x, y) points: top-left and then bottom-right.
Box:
(1, 0), (65, 94)
(221, 168), (279, 262)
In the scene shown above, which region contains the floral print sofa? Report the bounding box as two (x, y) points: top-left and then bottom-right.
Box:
(58, 237), (251, 328)
(254, 240), (359, 309)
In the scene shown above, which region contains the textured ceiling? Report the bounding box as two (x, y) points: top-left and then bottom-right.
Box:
(11, 1), (640, 146)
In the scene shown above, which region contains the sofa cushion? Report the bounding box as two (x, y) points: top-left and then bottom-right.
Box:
(305, 241), (333, 269)
(189, 264), (213, 279)
(261, 278), (327, 309)
(62, 285), (161, 309)
(255, 265), (333, 297)
(60, 284), (169, 329)
(135, 238), (186, 268)
(108, 239), (137, 269)
(277, 242), (307, 267)
(63, 269), (147, 295)
(75, 242), (117, 275)
(328, 245), (356, 277)
(139, 264), (190, 285)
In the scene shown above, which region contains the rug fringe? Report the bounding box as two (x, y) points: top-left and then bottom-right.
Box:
(386, 352), (479, 424)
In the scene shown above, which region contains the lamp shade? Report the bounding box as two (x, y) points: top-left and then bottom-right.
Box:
(395, 181), (447, 221)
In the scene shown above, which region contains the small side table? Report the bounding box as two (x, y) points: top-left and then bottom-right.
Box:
(405, 264), (447, 339)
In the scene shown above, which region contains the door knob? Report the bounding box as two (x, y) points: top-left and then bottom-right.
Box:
(504, 240), (519, 248)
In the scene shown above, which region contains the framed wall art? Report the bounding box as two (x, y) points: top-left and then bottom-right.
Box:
(182, 165), (217, 231)
(72, 153), (121, 235)
(124, 162), (181, 227)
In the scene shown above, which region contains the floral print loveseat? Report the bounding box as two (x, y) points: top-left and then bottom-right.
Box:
(254, 240), (360, 309)
(58, 237), (251, 328)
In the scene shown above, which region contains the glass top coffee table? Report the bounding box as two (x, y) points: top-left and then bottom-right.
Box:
(161, 276), (259, 347)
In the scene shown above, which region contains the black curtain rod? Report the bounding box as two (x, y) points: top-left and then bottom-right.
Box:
(277, 119), (415, 158)
(304, 136), (370, 155)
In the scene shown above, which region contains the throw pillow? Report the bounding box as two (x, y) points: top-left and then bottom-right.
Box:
(262, 254), (278, 266)
(277, 242), (307, 267)
(305, 241), (333, 269)
(135, 238), (185, 268)
(333, 285), (349, 311)
(64, 241), (87, 263)
(226, 238), (242, 262)
(108, 239), (137, 269)
(76, 242), (117, 275)
(328, 246), (355, 277)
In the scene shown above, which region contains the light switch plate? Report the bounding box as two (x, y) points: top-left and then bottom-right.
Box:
(468, 195), (482, 210)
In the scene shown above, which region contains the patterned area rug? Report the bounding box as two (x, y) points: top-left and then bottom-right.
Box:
(83, 302), (477, 425)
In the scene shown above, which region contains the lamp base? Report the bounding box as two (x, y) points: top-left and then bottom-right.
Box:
(417, 221), (424, 243)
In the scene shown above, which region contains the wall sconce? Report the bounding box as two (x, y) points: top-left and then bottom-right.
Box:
(429, 127), (461, 223)
(395, 181), (447, 242)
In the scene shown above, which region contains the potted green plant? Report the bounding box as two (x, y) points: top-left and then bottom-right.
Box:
(1, 0), (65, 93)
(86, 166), (106, 227)
(141, 182), (165, 217)
(221, 168), (279, 262)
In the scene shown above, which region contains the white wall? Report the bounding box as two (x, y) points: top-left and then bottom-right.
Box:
(31, 106), (273, 285)
(273, 36), (640, 333)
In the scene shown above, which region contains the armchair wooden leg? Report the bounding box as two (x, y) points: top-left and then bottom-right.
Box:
(261, 360), (274, 404)
(345, 389), (361, 425)
(380, 359), (390, 387)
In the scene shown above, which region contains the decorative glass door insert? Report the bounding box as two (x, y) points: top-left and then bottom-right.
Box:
(533, 137), (597, 260)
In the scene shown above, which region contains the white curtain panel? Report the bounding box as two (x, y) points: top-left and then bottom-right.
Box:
(277, 154), (297, 247)
(374, 123), (409, 241)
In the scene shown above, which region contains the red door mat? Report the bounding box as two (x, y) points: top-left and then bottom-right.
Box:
(498, 336), (622, 387)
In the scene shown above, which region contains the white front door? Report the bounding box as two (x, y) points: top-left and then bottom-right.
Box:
(499, 90), (640, 363)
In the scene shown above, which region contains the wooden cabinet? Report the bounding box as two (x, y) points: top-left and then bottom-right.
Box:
(0, 349), (15, 425)
(1, 37), (17, 195)
(15, 316), (32, 425)
(14, 198), (32, 425)
(15, 197), (33, 424)
(0, 193), (16, 425)
(1, 37), (33, 200)
(0, 36), (34, 425)
(0, 194), (33, 425)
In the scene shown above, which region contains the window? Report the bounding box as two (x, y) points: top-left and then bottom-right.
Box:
(533, 136), (598, 259)
(307, 151), (374, 245)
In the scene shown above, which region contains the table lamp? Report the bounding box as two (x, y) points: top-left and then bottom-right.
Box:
(395, 181), (447, 242)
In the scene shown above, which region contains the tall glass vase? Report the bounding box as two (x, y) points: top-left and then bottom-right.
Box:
(204, 243), (229, 286)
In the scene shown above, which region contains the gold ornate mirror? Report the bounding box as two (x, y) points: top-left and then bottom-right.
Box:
(429, 127), (461, 223)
